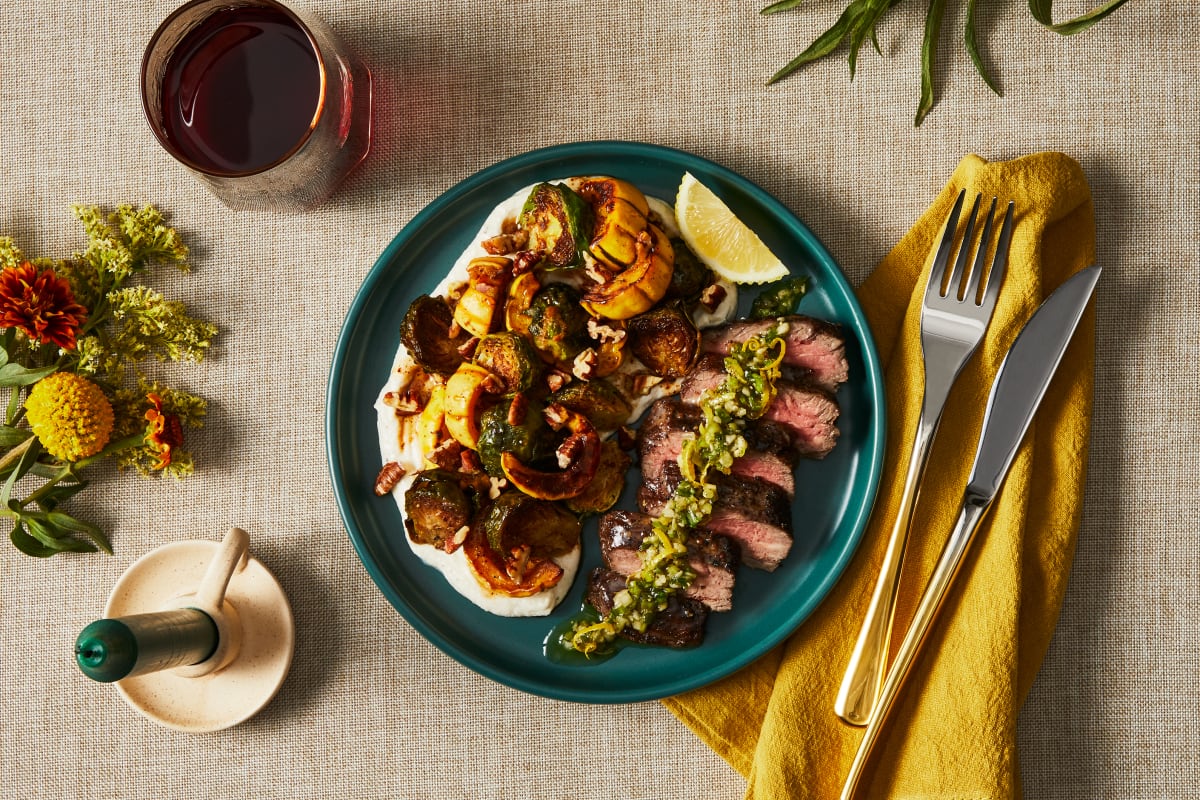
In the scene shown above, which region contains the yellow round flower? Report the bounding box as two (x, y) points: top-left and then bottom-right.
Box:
(25, 373), (114, 462)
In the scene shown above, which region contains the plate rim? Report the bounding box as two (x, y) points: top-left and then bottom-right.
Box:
(327, 140), (886, 702)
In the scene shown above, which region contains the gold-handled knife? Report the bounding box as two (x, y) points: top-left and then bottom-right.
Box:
(839, 265), (1102, 799)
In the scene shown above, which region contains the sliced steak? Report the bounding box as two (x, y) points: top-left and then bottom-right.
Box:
(701, 314), (849, 392)
(638, 462), (794, 571)
(586, 567), (707, 648)
(598, 510), (738, 612)
(682, 355), (840, 459)
(638, 397), (798, 496)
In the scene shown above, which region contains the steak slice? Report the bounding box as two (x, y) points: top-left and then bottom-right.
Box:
(682, 355), (840, 459)
(586, 567), (707, 648)
(701, 314), (849, 392)
(638, 397), (797, 497)
(639, 462), (794, 571)
(598, 510), (738, 612)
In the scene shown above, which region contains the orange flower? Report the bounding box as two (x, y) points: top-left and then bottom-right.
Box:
(0, 261), (87, 350)
(144, 393), (184, 469)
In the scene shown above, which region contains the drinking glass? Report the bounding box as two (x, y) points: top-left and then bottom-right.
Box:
(141, 0), (372, 211)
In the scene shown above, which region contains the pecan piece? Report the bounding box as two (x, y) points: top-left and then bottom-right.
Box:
(374, 462), (406, 496)
(572, 347), (598, 381)
(427, 439), (464, 471)
(699, 282), (728, 313)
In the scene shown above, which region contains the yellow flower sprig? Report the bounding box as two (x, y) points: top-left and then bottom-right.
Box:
(0, 205), (217, 558)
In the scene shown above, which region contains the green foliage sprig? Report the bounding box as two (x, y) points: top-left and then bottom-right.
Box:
(0, 206), (217, 558)
(763, 0), (1131, 125)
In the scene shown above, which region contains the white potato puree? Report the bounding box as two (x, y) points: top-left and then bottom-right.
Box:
(376, 179), (736, 617)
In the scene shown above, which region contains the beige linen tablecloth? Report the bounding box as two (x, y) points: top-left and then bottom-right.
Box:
(1, 2), (1195, 798)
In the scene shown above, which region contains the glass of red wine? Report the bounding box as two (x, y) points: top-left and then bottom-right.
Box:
(141, 0), (371, 211)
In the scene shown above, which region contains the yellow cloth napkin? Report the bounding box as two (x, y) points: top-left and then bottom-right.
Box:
(664, 152), (1097, 799)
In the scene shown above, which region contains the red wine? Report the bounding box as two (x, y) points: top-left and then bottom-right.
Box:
(161, 6), (321, 174)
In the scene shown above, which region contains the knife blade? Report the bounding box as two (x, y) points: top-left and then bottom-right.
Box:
(839, 265), (1101, 800)
(966, 264), (1102, 501)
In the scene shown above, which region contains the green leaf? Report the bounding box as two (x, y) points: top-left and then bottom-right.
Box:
(0, 363), (58, 388)
(25, 516), (95, 553)
(10, 523), (56, 557)
(5, 386), (21, 425)
(47, 511), (111, 554)
(1, 437), (41, 507)
(0, 426), (31, 447)
(966, 0), (1002, 95)
(846, 0), (895, 79)
(915, 0), (950, 126)
(1028, 0), (1130, 35)
(761, 0), (807, 13)
(32, 479), (88, 510)
(768, 1), (867, 84)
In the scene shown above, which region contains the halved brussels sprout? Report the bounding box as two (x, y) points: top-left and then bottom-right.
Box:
(626, 300), (701, 378)
(548, 378), (633, 431)
(519, 182), (593, 269)
(404, 470), (472, 552)
(473, 332), (541, 394)
(525, 284), (591, 364)
(399, 295), (469, 376)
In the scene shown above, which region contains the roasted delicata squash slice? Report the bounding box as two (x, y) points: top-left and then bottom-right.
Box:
(576, 177), (651, 270)
(463, 492), (580, 596)
(501, 403), (601, 500)
(504, 271), (541, 336)
(454, 256), (513, 338)
(565, 441), (631, 515)
(519, 182), (593, 269)
(414, 381), (446, 455)
(581, 223), (675, 320)
(444, 362), (499, 449)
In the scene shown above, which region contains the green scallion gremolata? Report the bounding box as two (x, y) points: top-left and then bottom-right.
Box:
(567, 321), (790, 656)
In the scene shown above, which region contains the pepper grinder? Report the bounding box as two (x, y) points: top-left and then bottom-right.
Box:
(75, 527), (294, 732)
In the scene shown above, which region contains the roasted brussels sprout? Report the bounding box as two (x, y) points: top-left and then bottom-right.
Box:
(478, 491), (581, 559)
(626, 300), (701, 378)
(399, 295), (469, 376)
(519, 182), (593, 269)
(548, 378), (633, 431)
(473, 332), (541, 394)
(404, 470), (472, 552)
(525, 284), (590, 364)
(475, 396), (555, 479)
(566, 441), (631, 514)
(664, 237), (713, 301)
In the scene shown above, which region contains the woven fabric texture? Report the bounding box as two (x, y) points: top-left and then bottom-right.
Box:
(0, 2), (1195, 799)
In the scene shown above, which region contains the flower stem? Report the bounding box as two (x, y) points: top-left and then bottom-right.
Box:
(0, 435), (34, 474)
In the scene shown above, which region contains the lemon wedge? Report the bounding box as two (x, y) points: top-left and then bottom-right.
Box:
(674, 172), (789, 285)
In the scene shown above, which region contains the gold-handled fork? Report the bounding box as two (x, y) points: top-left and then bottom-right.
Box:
(834, 190), (1015, 726)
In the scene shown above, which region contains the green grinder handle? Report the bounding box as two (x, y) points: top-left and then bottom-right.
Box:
(75, 609), (218, 683)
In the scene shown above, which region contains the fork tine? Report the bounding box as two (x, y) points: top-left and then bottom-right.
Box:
(979, 201), (1015, 311)
(927, 189), (966, 297)
(965, 197), (998, 304)
(946, 193), (981, 298)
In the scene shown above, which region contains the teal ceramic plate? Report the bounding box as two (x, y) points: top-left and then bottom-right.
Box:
(327, 141), (885, 703)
